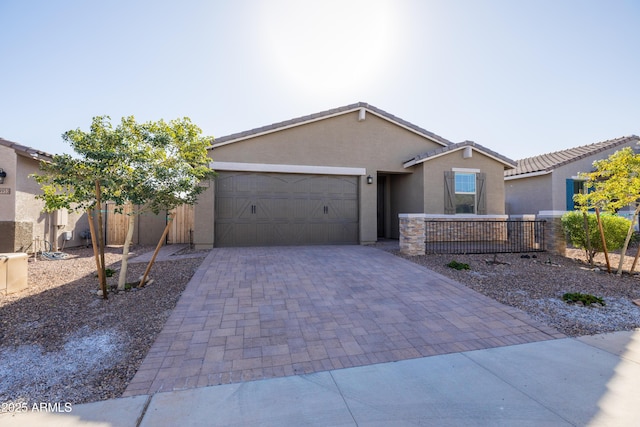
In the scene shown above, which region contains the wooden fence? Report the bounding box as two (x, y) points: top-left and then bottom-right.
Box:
(166, 204), (194, 245)
(104, 203), (194, 245)
(105, 203), (133, 246)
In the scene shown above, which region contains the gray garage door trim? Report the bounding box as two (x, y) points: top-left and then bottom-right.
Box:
(215, 172), (359, 247)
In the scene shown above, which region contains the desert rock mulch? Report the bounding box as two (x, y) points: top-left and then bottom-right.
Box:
(394, 248), (640, 337)
(0, 245), (207, 408)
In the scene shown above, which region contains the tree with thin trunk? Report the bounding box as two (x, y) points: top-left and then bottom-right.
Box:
(113, 117), (215, 289)
(32, 116), (214, 295)
(574, 147), (640, 276)
(32, 116), (133, 298)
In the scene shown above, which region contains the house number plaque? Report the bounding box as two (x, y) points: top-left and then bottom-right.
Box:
(0, 188), (10, 195)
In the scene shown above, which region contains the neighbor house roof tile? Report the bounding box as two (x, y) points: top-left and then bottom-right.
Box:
(0, 137), (54, 162)
(504, 135), (640, 178)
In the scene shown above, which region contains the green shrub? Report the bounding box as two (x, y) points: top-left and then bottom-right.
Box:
(95, 268), (116, 278)
(561, 211), (630, 264)
(562, 292), (605, 306)
(447, 260), (470, 270)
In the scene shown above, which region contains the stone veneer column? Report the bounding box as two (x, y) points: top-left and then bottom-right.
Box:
(399, 214), (426, 256)
(538, 213), (566, 256)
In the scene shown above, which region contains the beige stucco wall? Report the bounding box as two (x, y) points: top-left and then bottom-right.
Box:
(16, 155), (51, 245)
(197, 110), (444, 247)
(0, 152), (90, 251)
(421, 149), (508, 215)
(0, 144), (17, 222)
(211, 112), (438, 170)
(505, 173), (552, 215)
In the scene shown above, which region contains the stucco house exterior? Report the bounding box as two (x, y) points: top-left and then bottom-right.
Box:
(504, 135), (640, 216)
(0, 138), (89, 253)
(194, 102), (516, 248)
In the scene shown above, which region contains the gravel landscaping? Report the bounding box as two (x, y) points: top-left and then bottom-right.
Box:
(0, 245), (207, 409)
(1, 243), (640, 409)
(394, 247), (640, 337)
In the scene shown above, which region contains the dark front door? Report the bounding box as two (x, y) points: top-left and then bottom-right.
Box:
(377, 175), (386, 238)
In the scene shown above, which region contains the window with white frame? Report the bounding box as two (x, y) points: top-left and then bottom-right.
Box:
(444, 170), (486, 215)
(454, 172), (476, 213)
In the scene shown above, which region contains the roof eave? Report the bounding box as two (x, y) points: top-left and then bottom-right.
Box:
(0, 138), (54, 162)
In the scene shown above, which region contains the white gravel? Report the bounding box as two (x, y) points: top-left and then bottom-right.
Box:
(0, 329), (124, 405)
(0, 245), (207, 408)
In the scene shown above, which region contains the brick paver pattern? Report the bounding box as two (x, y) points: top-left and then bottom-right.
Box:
(123, 246), (564, 396)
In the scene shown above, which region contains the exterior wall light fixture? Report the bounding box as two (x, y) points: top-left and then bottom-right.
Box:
(0, 168), (6, 184)
(366, 175), (373, 184)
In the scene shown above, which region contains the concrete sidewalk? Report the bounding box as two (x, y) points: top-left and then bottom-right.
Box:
(2, 329), (639, 426)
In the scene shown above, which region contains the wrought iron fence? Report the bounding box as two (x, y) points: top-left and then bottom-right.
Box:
(424, 220), (546, 254)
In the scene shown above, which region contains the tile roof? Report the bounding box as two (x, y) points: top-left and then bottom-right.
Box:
(212, 102), (452, 147)
(405, 140), (517, 170)
(0, 137), (54, 162)
(504, 135), (640, 178)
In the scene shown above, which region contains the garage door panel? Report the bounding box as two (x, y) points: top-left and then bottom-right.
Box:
(216, 174), (236, 193)
(216, 197), (255, 220)
(291, 198), (324, 220)
(327, 223), (359, 243)
(233, 174), (259, 193)
(258, 174), (290, 195)
(256, 222), (290, 245)
(327, 199), (359, 220)
(217, 223), (257, 247)
(326, 176), (357, 196)
(290, 176), (314, 194)
(215, 172), (358, 247)
(255, 197), (290, 220)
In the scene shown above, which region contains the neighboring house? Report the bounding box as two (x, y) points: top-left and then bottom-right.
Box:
(0, 138), (89, 252)
(504, 135), (640, 216)
(194, 102), (516, 248)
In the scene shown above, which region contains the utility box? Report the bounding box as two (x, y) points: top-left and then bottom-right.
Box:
(54, 209), (68, 227)
(0, 253), (28, 294)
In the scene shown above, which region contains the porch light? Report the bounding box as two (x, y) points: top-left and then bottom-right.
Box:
(0, 168), (6, 184)
(367, 175), (373, 184)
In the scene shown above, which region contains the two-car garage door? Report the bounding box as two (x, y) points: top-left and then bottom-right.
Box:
(215, 172), (359, 247)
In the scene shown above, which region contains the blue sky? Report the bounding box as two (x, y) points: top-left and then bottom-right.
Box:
(1, 0), (638, 160)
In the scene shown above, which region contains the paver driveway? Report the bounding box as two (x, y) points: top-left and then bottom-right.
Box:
(124, 245), (563, 396)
